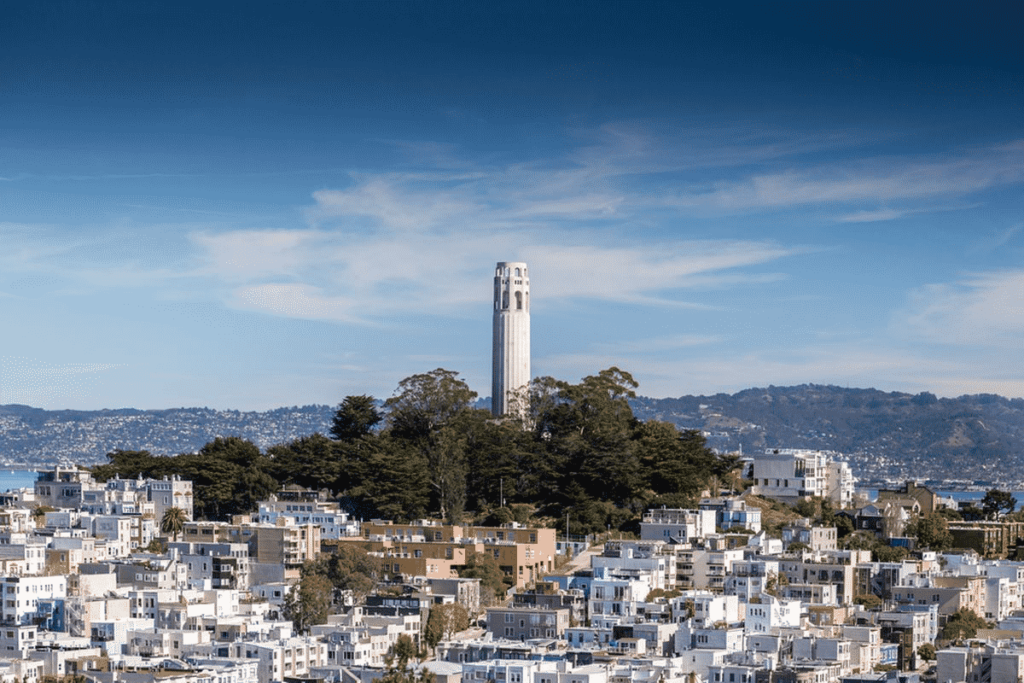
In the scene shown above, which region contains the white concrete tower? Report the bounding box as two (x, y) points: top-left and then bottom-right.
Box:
(492, 261), (530, 417)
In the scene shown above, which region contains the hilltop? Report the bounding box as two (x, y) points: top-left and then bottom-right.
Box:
(631, 385), (1024, 487)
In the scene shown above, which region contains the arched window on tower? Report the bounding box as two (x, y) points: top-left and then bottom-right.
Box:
(525, 291), (529, 311)
(515, 267), (521, 277)
(515, 291), (523, 310)
(502, 290), (509, 309)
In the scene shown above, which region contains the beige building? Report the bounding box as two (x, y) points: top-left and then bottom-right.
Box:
(182, 519), (320, 580)
(354, 520), (556, 588)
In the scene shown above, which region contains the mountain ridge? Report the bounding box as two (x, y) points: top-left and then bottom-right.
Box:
(2, 384), (1022, 486)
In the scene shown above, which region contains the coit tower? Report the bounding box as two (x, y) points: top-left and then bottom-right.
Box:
(492, 261), (530, 417)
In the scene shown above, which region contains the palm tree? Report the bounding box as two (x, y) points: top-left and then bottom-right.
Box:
(160, 506), (189, 543)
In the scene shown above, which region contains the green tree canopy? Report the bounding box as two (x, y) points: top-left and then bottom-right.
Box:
(179, 437), (278, 519)
(981, 488), (1017, 520)
(941, 608), (991, 642)
(385, 368), (477, 439)
(385, 368), (478, 522)
(424, 603), (470, 648)
(92, 449), (175, 481)
(266, 433), (339, 492)
(92, 438), (277, 521)
(906, 512), (952, 550)
(305, 545), (380, 603)
(872, 544), (909, 563)
(331, 395), (383, 441)
(160, 506), (189, 542)
(283, 572), (332, 633)
(459, 551), (507, 604)
(517, 368), (643, 520)
(638, 422), (730, 507)
(381, 634), (433, 683)
(853, 594), (882, 610)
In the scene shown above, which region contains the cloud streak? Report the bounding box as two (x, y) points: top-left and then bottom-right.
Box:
(669, 140), (1024, 212)
(180, 133), (1024, 329)
(900, 269), (1024, 349)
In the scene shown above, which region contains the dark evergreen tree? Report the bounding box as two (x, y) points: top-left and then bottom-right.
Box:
(981, 488), (1017, 519)
(331, 395), (383, 441)
(266, 433), (339, 491)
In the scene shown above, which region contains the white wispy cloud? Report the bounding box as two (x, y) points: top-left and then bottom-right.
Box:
(193, 221), (798, 322)
(900, 269), (1024, 349)
(184, 134), (1024, 325)
(230, 283), (364, 324)
(669, 140), (1024, 212)
(836, 208), (910, 223)
(9, 128), (1023, 338)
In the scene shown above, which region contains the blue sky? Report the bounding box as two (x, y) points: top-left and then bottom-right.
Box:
(1, 1), (1021, 410)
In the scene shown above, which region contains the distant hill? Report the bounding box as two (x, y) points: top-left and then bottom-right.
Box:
(0, 404), (336, 468)
(2, 385), (1022, 487)
(631, 385), (1024, 488)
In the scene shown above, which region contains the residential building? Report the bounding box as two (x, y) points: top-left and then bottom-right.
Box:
(749, 449), (855, 506)
(257, 489), (359, 539)
(486, 605), (570, 641)
(782, 519), (837, 551)
(640, 508), (716, 543)
(699, 498), (762, 533)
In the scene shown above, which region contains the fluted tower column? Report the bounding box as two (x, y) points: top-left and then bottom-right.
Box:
(492, 261), (530, 417)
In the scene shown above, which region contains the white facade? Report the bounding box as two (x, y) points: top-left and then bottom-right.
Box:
(750, 449), (855, 506)
(258, 498), (358, 539)
(670, 591), (741, 630)
(640, 508), (716, 543)
(591, 542), (673, 591)
(743, 593), (801, 633)
(465, 658), (555, 683)
(229, 636), (328, 683)
(0, 575), (67, 626)
(725, 559), (780, 604)
(492, 261), (530, 418)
